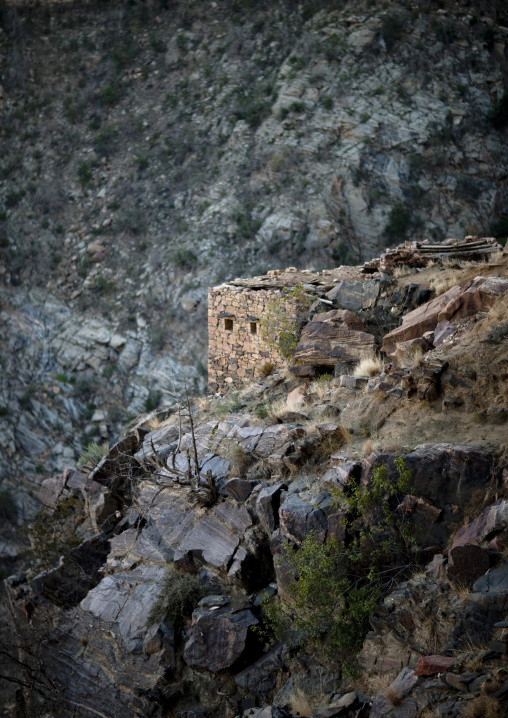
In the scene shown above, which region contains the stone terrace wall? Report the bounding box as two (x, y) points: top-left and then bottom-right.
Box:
(208, 285), (287, 392)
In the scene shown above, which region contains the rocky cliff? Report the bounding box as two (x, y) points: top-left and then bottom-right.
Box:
(1, 0), (508, 503)
(2, 245), (508, 718)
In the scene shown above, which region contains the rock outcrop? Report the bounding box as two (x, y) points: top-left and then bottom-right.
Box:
(293, 309), (376, 367)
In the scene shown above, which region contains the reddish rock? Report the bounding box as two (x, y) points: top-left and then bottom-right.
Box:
(433, 320), (456, 347)
(286, 386), (307, 408)
(393, 335), (433, 367)
(489, 536), (506, 552)
(452, 499), (508, 549)
(414, 655), (454, 676)
(437, 276), (508, 323)
(382, 286), (461, 355)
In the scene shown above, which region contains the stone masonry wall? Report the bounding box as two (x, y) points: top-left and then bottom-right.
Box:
(208, 285), (288, 392)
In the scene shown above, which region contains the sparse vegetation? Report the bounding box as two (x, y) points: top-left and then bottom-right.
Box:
(29, 496), (83, 571)
(385, 202), (411, 240)
(461, 695), (501, 718)
(148, 570), (205, 629)
(169, 248), (198, 269)
(261, 456), (415, 660)
(490, 90), (508, 130)
(77, 441), (108, 469)
(259, 360), (275, 377)
(225, 442), (253, 475)
(260, 285), (312, 360)
(353, 354), (383, 377)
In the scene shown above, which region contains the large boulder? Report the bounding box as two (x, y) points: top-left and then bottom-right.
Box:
(437, 275), (508, 323)
(381, 286), (461, 355)
(382, 276), (508, 355)
(325, 280), (380, 311)
(452, 499), (508, 549)
(183, 603), (258, 671)
(293, 310), (376, 367)
(279, 493), (328, 545)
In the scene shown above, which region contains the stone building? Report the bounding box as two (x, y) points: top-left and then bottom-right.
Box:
(207, 266), (372, 392)
(207, 282), (285, 393)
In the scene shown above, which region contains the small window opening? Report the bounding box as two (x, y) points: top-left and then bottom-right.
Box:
(250, 322), (257, 335)
(225, 318), (234, 331)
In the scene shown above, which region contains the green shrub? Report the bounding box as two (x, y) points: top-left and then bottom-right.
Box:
(0, 489), (17, 523)
(145, 390), (162, 412)
(256, 404), (269, 419)
(91, 275), (116, 294)
(170, 248), (197, 269)
(382, 14), (404, 52)
(321, 96), (333, 110)
(6, 189), (24, 208)
(77, 161), (93, 187)
(149, 571), (205, 628)
(134, 153), (149, 171)
(385, 202), (411, 240)
(260, 456), (415, 660)
(116, 207), (146, 235)
(95, 124), (117, 159)
(98, 83), (119, 106)
(77, 441), (108, 469)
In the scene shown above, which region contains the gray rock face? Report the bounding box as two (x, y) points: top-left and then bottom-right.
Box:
(82, 565), (167, 654)
(31, 534), (110, 609)
(446, 544), (490, 587)
(452, 499), (508, 549)
(325, 280), (380, 312)
(178, 516), (240, 569)
(224, 478), (258, 501)
(235, 644), (287, 694)
(183, 603), (258, 671)
(256, 483), (287, 534)
(279, 493), (328, 545)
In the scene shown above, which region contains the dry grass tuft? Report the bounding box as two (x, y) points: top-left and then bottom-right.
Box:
(310, 373), (334, 398)
(429, 276), (459, 296)
(393, 265), (416, 278)
(269, 397), (291, 421)
(354, 354), (383, 377)
(450, 582), (470, 602)
(225, 442), (253, 475)
(288, 688), (313, 718)
(363, 438), (374, 457)
(310, 426), (351, 461)
(486, 293), (508, 325)
(385, 687), (403, 707)
(259, 360), (275, 377)
(147, 416), (162, 430)
(481, 671), (504, 696)
(461, 695), (501, 718)
(408, 345), (425, 367)
(194, 396), (208, 411)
